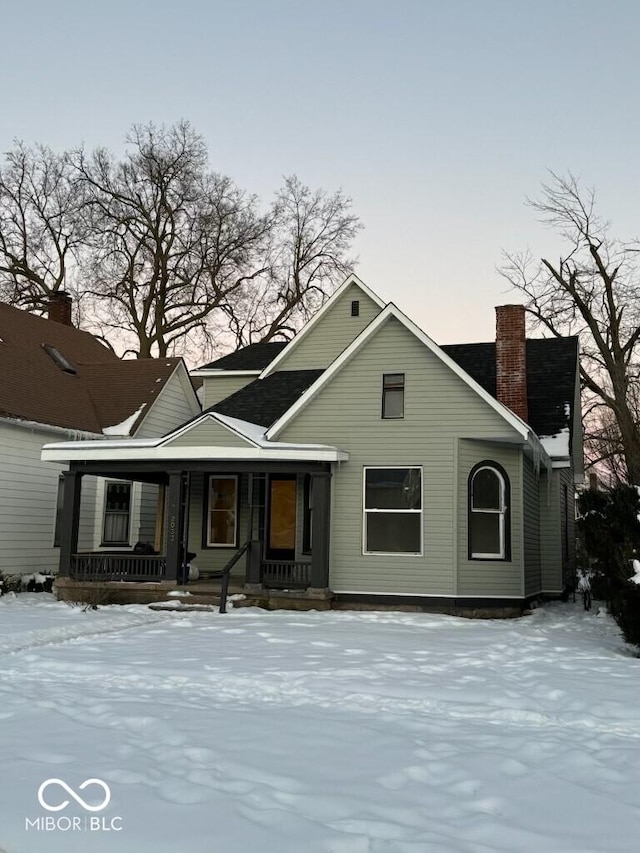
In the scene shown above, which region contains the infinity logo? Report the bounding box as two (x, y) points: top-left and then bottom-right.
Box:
(37, 779), (111, 813)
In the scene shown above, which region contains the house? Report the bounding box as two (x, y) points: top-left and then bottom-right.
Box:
(42, 276), (582, 612)
(0, 293), (200, 578)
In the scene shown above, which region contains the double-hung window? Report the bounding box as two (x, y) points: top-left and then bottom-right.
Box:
(207, 475), (238, 547)
(102, 482), (132, 546)
(382, 374), (405, 419)
(363, 467), (422, 554)
(469, 464), (509, 559)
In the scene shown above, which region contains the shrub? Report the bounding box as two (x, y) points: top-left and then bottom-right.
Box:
(577, 484), (640, 646)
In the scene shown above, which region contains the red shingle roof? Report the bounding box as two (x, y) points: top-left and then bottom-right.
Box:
(0, 302), (181, 434)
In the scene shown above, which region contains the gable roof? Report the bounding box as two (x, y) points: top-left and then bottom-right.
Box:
(0, 301), (184, 435)
(265, 304), (533, 442)
(78, 359), (186, 435)
(210, 370), (324, 427)
(194, 341), (288, 372)
(259, 274), (386, 379)
(190, 302), (577, 459)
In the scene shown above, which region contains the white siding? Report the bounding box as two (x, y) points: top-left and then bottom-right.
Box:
(0, 422), (67, 574)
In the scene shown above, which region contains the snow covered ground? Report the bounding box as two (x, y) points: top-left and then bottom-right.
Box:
(0, 595), (638, 853)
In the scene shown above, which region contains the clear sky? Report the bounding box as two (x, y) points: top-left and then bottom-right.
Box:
(2, 0), (639, 344)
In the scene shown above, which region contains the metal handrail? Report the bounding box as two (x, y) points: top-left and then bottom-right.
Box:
(219, 540), (251, 614)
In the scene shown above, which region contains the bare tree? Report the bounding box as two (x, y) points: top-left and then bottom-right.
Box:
(0, 123), (362, 361)
(0, 142), (87, 312)
(222, 176), (362, 347)
(73, 122), (272, 358)
(500, 172), (640, 483)
(71, 124), (361, 360)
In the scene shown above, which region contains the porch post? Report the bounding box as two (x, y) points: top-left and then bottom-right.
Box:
(310, 471), (331, 589)
(165, 472), (183, 582)
(58, 470), (82, 577)
(245, 474), (263, 585)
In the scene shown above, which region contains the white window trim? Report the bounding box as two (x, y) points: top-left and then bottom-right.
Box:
(362, 466), (423, 556)
(100, 479), (135, 548)
(470, 466), (506, 559)
(207, 474), (239, 548)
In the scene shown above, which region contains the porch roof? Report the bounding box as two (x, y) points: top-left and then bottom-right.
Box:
(41, 411), (349, 464)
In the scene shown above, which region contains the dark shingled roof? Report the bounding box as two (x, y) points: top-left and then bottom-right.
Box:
(442, 337), (579, 440)
(210, 370), (324, 427)
(206, 337), (578, 441)
(0, 301), (183, 434)
(197, 341), (288, 371)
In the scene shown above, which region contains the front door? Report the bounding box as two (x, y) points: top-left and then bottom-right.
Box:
(266, 476), (297, 560)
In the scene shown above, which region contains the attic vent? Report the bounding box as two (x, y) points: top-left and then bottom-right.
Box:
(42, 343), (77, 375)
(351, 300), (360, 317)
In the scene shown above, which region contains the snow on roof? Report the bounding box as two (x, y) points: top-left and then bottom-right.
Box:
(211, 412), (348, 451)
(539, 428), (570, 459)
(102, 404), (147, 437)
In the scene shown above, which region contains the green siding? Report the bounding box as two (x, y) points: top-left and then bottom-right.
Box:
(202, 374), (256, 410)
(135, 368), (200, 439)
(186, 473), (249, 578)
(456, 440), (524, 597)
(560, 467), (576, 590)
(278, 316), (525, 596)
(523, 455), (542, 596)
(539, 469), (562, 593)
(165, 417), (253, 448)
(273, 282), (382, 371)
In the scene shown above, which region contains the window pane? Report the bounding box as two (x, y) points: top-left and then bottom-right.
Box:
(383, 388), (404, 418)
(472, 469), (501, 510)
(383, 374), (404, 389)
(103, 483), (131, 545)
(366, 512), (421, 553)
(209, 510), (236, 545)
(470, 513), (501, 555)
(106, 483), (131, 512)
(104, 512), (130, 545)
(209, 477), (237, 545)
(365, 469), (421, 510)
(211, 478), (236, 510)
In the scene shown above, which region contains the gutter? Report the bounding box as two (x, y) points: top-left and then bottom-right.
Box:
(0, 415), (103, 441)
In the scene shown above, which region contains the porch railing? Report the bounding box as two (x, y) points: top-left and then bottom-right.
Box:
(261, 560), (311, 589)
(69, 554), (167, 582)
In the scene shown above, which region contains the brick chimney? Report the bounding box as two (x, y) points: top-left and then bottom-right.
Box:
(47, 291), (73, 326)
(495, 304), (528, 423)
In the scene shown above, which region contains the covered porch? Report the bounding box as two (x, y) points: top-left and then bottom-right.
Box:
(55, 459), (335, 597)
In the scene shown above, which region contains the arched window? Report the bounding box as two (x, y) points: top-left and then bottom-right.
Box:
(468, 463), (510, 560)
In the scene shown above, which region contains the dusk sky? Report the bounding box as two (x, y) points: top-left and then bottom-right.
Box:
(2, 0), (639, 344)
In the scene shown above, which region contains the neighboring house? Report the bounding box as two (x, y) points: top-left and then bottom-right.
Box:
(0, 293), (200, 577)
(43, 276), (582, 611)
